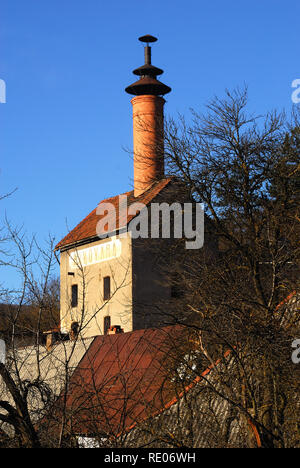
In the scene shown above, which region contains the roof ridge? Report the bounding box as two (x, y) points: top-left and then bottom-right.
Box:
(98, 189), (133, 205)
(55, 177), (174, 250)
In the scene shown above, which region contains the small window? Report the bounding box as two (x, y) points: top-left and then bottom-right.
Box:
(71, 284), (78, 308)
(170, 273), (184, 298)
(104, 316), (111, 335)
(103, 276), (111, 300)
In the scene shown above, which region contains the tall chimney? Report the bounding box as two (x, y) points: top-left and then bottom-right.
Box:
(125, 35), (171, 197)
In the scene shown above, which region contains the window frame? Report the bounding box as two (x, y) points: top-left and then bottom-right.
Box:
(71, 284), (78, 308)
(103, 276), (111, 301)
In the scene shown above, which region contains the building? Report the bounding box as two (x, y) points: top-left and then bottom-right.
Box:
(1, 34), (299, 449)
(54, 35), (193, 339)
(43, 326), (249, 448)
(38, 292), (299, 448)
(1, 291), (298, 447)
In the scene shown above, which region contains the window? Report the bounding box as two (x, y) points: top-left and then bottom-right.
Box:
(71, 284), (78, 308)
(104, 315), (111, 335)
(103, 276), (111, 300)
(170, 273), (184, 298)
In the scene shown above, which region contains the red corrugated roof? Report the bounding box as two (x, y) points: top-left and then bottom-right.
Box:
(42, 295), (299, 441)
(55, 178), (172, 250)
(60, 325), (193, 436)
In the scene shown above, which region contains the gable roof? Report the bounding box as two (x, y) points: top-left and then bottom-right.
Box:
(55, 178), (172, 251)
(55, 325), (194, 437)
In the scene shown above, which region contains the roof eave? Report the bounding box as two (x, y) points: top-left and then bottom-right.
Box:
(55, 226), (129, 253)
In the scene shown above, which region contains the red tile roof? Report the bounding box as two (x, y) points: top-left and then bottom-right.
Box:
(55, 178), (172, 251)
(58, 325), (194, 436)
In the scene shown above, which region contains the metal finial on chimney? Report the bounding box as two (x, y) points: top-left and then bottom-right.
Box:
(139, 35), (157, 63)
(125, 35), (171, 96)
(138, 34), (158, 44)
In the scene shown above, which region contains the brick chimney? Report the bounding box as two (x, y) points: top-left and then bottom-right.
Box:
(125, 35), (171, 197)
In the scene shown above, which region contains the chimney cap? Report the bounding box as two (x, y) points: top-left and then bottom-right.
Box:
(138, 34), (157, 43)
(133, 63), (163, 77)
(126, 35), (171, 97)
(125, 76), (171, 96)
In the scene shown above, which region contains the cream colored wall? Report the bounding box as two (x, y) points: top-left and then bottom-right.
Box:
(59, 234), (133, 339)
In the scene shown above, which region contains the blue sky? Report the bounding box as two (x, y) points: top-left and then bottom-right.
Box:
(1, 0), (299, 289)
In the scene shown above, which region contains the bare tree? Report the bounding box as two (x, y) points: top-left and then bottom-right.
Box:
(0, 89), (299, 448)
(148, 87), (300, 447)
(0, 218), (133, 447)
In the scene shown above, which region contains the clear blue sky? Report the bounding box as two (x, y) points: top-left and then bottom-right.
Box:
(1, 0), (299, 289)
